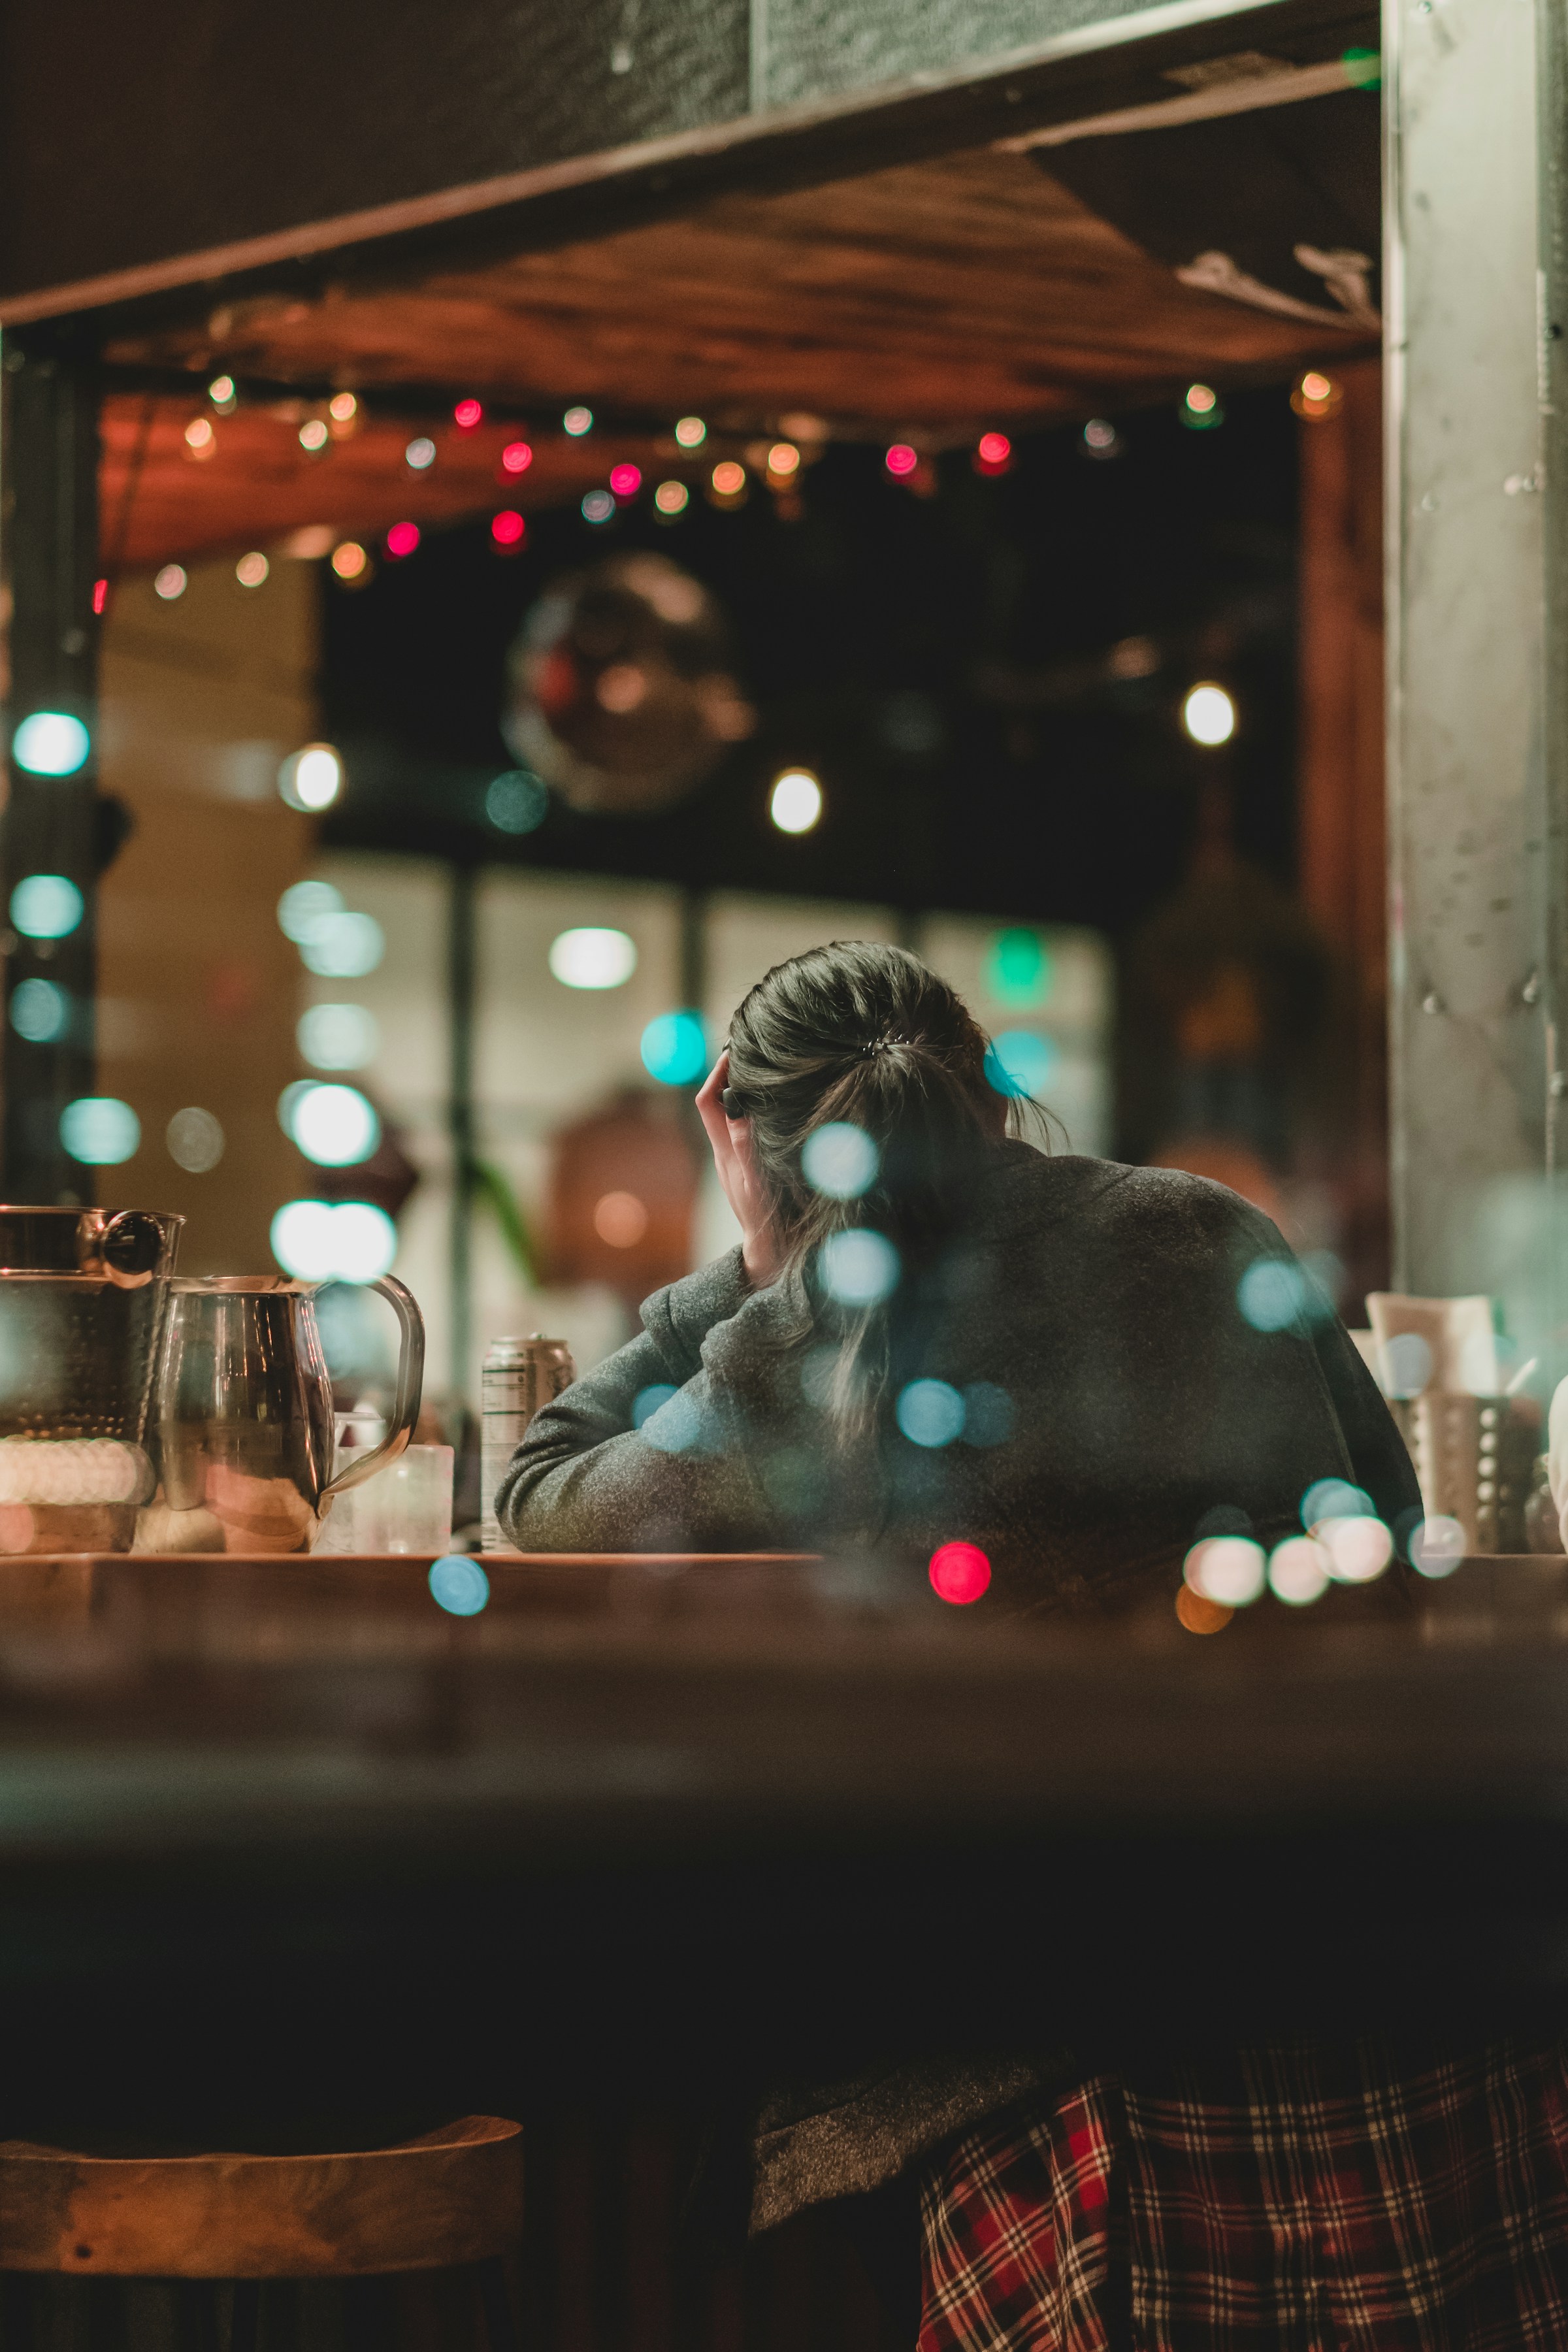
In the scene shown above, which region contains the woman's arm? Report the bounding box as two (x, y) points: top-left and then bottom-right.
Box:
(493, 1249), (817, 1552)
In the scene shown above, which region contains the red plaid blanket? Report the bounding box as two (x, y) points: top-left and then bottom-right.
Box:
(917, 2034), (1568, 2351)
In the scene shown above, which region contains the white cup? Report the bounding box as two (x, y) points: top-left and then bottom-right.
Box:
(376, 1443), (454, 1556)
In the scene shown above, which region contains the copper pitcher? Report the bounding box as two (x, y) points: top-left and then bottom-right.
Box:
(155, 1274), (423, 1553)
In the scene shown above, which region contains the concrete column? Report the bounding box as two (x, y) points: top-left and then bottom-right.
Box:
(1384, 0), (1568, 1371)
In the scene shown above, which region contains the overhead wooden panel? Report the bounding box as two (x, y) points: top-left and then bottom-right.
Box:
(100, 144), (1373, 573)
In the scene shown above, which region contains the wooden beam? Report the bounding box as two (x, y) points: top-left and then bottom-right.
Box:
(0, 0), (1374, 333)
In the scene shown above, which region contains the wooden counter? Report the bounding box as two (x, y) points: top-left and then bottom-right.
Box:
(1, 1547), (1565, 2142)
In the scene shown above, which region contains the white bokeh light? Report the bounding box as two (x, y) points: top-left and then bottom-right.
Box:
(278, 743), (344, 811)
(1181, 683), (1237, 746)
(299, 911), (384, 978)
(1184, 1535), (1266, 1607)
(282, 1082), (380, 1167)
(818, 1228), (900, 1306)
(548, 927), (638, 989)
(270, 1199), (397, 1283)
(1319, 1514), (1394, 1584)
(298, 1002), (378, 1071)
(801, 1122), (879, 1200)
(770, 770), (823, 834)
(1267, 1535), (1331, 1606)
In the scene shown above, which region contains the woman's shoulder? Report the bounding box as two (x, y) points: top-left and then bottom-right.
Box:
(984, 1145), (1284, 1254)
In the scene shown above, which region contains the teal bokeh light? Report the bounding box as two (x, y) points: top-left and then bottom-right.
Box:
(60, 1096), (140, 1165)
(641, 1009), (708, 1086)
(429, 1555), (490, 1616)
(10, 874), (84, 939)
(9, 978), (69, 1042)
(984, 1030), (1057, 1100)
(985, 927), (1053, 1009)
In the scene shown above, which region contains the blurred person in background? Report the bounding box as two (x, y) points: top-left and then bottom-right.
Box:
(497, 939), (1412, 1595)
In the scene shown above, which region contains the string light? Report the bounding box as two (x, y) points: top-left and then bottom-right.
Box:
(885, 444), (918, 477)
(91, 578), (109, 615)
(385, 521), (419, 558)
(278, 743), (344, 811)
(298, 418), (329, 453)
(563, 406), (593, 436)
(328, 391), (358, 424)
(1292, 368), (1343, 421)
(654, 481), (689, 515)
(581, 489), (614, 523)
(184, 416), (216, 457)
(154, 565), (186, 600)
(330, 542), (367, 581)
(766, 442), (800, 480)
(491, 510), (525, 547)
(208, 375), (237, 411)
(770, 769), (822, 833)
(235, 551), (269, 587)
(710, 460), (745, 498)
(404, 436), (436, 470)
(501, 441), (532, 474)
(1181, 383), (1224, 431)
(1182, 682), (1237, 745)
(674, 416), (707, 448)
(609, 463), (642, 498)
(453, 397), (483, 429)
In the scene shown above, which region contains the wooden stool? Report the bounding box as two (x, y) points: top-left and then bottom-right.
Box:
(0, 2115), (523, 2349)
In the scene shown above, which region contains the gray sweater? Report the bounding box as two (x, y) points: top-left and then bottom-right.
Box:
(497, 1146), (1419, 2225)
(498, 1145), (1414, 1595)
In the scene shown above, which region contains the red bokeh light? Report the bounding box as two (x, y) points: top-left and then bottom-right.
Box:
(453, 398), (483, 429)
(385, 521), (420, 558)
(609, 463), (642, 498)
(501, 441), (533, 475)
(929, 1542), (992, 1605)
(885, 444), (919, 477)
(977, 432), (1011, 465)
(491, 510), (525, 547)
(91, 578), (108, 615)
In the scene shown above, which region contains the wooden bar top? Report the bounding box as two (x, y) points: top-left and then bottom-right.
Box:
(0, 1548), (1566, 2134)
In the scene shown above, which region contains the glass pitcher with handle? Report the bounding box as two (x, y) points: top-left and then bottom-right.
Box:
(0, 1205), (184, 1554)
(154, 1275), (423, 1553)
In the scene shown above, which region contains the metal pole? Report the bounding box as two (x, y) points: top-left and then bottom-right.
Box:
(448, 863), (477, 1401)
(0, 333), (100, 1204)
(1383, 0), (1563, 1368)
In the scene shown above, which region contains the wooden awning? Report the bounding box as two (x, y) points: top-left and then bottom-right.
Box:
(96, 65), (1379, 572)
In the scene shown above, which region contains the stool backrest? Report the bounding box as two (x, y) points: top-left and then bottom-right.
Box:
(0, 2115), (523, 2278)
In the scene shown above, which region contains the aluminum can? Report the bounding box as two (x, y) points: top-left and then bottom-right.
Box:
(480, 1333), (575, 1551)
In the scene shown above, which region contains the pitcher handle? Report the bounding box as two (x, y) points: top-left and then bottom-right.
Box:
(321, 1274), (425, 1496)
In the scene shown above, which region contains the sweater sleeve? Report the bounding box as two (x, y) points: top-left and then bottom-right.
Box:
(494, 1249), (826, 1552)
(1218, 1190), (1422, 1531)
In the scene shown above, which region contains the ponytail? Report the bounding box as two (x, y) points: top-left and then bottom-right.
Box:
(725, 941), (1046, 1439)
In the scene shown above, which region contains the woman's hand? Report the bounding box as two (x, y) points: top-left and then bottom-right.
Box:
(696, 1054), (782, 1286)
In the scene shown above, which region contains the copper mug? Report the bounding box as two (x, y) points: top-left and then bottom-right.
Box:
(154, 1274), (423, 1553)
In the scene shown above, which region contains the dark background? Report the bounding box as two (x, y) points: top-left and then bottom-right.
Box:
(320, 382), (1299, 938)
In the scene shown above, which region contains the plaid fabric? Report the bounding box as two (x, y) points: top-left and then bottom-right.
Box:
(917, 2034), (1568, 2352)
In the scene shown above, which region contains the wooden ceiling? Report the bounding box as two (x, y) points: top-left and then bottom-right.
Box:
(101, 140), (1377, 576)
